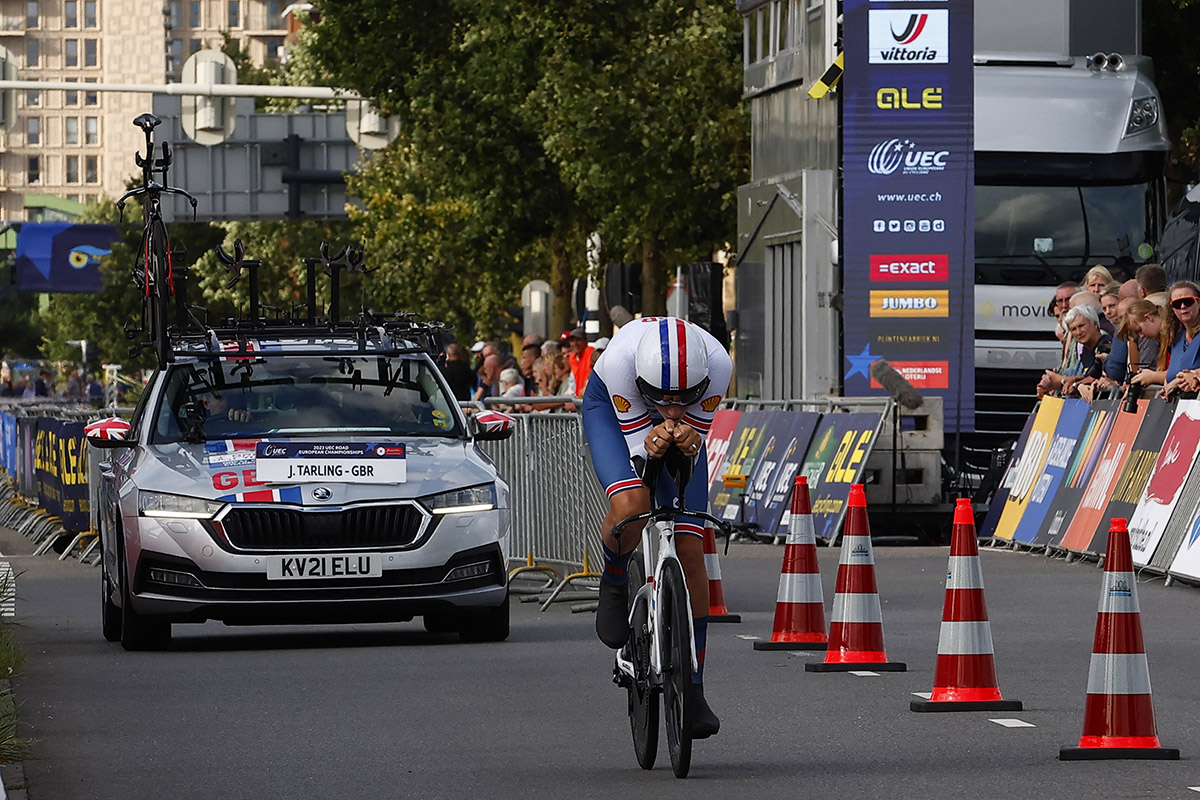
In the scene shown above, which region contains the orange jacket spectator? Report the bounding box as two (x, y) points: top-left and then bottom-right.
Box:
(562, 328), (594, 397)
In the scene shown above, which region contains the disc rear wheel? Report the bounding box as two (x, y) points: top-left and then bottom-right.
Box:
(626, 553), (658, 769)
(661, 559), (692, 778)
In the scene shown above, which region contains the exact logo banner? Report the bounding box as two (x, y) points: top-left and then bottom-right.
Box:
(843, 0), (973, 433)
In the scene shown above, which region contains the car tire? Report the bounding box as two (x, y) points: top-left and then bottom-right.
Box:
(101, 563), (122, 643)
(422, 612), (458, 634)
(118, 545), (171, 652)
(458, 592), (510, 643)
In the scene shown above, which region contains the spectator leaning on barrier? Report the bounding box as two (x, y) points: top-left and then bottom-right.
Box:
(1050, 281), (1081, 344)
(86, 374), (104, 406)
(440, 344), (477, 402)
(1125, 300), (1171, 392)
(1039, 304), (1111, 398)
(1136, 262), (1169, 307)
(563, 328), (594, 398)
(519, 342), (540, 396)
(1097, 296), (1137, 392)
(1159, 281), (1200, 399)
(472, 354), (503, 402)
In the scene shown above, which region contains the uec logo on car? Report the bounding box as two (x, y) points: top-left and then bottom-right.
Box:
(263, 444), (288, 457)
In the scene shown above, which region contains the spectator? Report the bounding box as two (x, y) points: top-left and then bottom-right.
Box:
(472, 354), (503, 401)
(66, 369), (83, 400)
(1100, 284), (1121, 326)
(469, 341), (487, 368)
(1124, 300), (1170, 391)
(86, 374), (105, 406)
(1097, 296), (1136, 390)
(499, 368), (524, 399)
(541, 340), (562, 357)
(521, 333), (545, 350)
(1083, 265), (1115, 295)
(1071, 291), (1114, 336)
(35, 370), (52, 397)
(1135, 263), (1169, 306)
(562, 328), (594, 398)
(0, 378), (14, 397)
(519, 342), (540, 396)
(1159, 281), (1200, 399)
(440, 344), (477, 402)
(1119, 279), (1140, 301)
(1050, 281), (1081, 344)
(1038, 304), (1111, 397)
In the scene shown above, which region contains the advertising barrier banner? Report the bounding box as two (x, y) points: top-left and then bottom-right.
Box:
(1033, 398), (1120, 548)
(978, 410), (1036, 539)
(842, 0), (975, 432)
(1057, 400), (1147, 553)
(0, 411), (15, 476)
(801, 412), (882, 541)
(709, 411), (771, 524)
(703, 409), (742, 499)
(1010, 398), (1091, 544)
(33, 417), (90, 531)
(1128, 400), (1200, 566)
(992, 397), (1063, 541)
(1165, 458), (1200, 581)
(743, 412), (821, 534)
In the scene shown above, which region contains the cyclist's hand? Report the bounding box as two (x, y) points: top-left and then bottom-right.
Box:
(227, 408), (252, 423)
(672, 423), (702, 457)
(646, 421), (674, 458)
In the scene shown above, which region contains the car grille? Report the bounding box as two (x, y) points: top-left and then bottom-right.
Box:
(216, 504), (430, 552)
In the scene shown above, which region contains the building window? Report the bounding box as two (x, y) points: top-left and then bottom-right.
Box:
(64, 79), (77, 106)
(66, 155), (79, 184)
(84, 38), (97, 67)
(265, 37), (283, 63)
(189, 0), (201, 26)
(189, 38), (201, 54)
(169, 39), (182, 76)
(84, 155), (98, 183)
(25, 0), (38, 28)
(83, 0), (97, 27)
(84, 78), (98, 106)
(228, 0), (240, 28)
(65, 194), (79, 202)
(26, 39), (38, 68)
(64, 0), (77, 27)
(26, 117), (39, 145)
(167, 1), (181, 28)
(266, 0), (283, 28)
(84, 115), (98, 144)
(26, 89), (39, 107)
(65, 117), (78, 145)
(27, 156), (40, 185)
(65, 39), (78, 68)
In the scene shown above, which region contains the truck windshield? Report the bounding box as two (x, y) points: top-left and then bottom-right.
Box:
(151, 355), (462, 444)
(976, 183), (1155, 275)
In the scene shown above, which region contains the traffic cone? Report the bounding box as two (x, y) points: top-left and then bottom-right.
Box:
(911, 498), (1021, 712)
(1059, 518), (1179, 760)
(703, 525), (741, 623)
(806, 485), (906, 672)
(755, 476), (827, 651)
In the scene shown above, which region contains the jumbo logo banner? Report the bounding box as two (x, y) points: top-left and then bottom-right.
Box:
(992, 397), (1063, 541)
(1057, 399), (1148, 554)
(1128, 400), (1200, 566)
(709, 411), (771, 524)
(842, 0), (974, 432)
(1033, 398), (1120, 548)
(14, 223), (119, 293)
(801, 412), (884, 542)
(1009, 398), (1091, 544)
(33, 417), (90, 531)
(743, 412), (821, 535)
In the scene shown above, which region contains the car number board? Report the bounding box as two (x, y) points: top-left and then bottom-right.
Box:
(255, 442), (406, 484)
(266, 553), (384, 580)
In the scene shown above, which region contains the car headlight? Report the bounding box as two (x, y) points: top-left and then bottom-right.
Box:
(422, 484), (497, 515)
(138, 491), (223, 520)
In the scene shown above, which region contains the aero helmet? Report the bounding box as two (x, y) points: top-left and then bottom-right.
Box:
(634, 318), (711, 406)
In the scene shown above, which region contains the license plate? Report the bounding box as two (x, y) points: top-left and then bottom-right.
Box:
(266, 553), (383, 580)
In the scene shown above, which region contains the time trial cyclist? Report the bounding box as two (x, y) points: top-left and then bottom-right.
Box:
(581, 316), (734, 739)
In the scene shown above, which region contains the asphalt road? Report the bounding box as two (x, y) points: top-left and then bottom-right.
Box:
(3, 525), (1200, 799)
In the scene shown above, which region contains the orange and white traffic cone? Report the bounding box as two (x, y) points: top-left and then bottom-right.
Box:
(806, 484), (905, 672)
(755, 476), (827, 651)
(703, 525), (741, 623)
(911, 498), (1021, 711)
(1059, 518), (1179, 760)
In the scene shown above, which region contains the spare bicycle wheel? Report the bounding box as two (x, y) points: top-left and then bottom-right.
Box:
(626, 553), (658, 770)
(661, 559), (692, 778)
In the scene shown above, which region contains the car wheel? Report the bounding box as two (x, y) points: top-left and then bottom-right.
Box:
(118, 546), (171, 652)
(458, 592), (510, 643)
(101, 562), (122, 643)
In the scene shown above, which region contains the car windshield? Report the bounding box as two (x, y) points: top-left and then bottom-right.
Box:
(150, 355), (462, 444)
(976, 183), (1154, 273)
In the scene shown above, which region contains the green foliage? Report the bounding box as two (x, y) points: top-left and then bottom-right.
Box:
(1144, 0), (1200, 194)
(0, 570), (28, 766)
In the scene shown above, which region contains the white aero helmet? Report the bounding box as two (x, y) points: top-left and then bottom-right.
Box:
(634, 318), (711, 406)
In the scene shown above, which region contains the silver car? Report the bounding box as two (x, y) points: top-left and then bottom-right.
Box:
(88, 337), (513, 650)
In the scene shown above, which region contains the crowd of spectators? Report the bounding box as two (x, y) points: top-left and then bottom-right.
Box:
(0, 368), (106, 405)
(440, 328), (611, 413)
(1036, 262), (1200, 403)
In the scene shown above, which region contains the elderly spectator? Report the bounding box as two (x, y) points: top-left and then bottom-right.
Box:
(1159, 281), (1200, 399)
(1039, 304), (1111, 397)
(1051, 281), (1081, 343)
(561, 328), (594, 398)
(1083, 265), (1115, 295)
(499, 368), (524, 398)
(440, 343), (477, 401)
(1136, 263), (1169, 306)
(472, 354), (503, 402)
(1119, 279), (1141, 301)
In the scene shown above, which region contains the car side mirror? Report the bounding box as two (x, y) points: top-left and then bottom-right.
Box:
(84, 417), (137, 449)
(473, 411), (515, 441)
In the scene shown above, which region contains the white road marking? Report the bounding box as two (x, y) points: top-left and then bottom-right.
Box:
(849, 671), (880, 677)
(989, 718), (1035, 728)
(736, 635), (761, 641)
(1186, 787), (1200, 793)
(912, 692), (932, 699)
(0, 561), (13, 618)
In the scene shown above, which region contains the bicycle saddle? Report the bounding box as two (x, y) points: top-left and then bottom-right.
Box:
(133, 113), (162, 132)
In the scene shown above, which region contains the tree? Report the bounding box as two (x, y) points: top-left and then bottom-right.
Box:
(1144, 0), (1200, 200)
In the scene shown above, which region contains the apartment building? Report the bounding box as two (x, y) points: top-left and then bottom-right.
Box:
(0, 0), (291, 221)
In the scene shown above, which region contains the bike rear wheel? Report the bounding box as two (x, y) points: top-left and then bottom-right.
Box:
(661, 558), (693, 778)
(145, 218), (172, 364)
(626, 553), (658, 770)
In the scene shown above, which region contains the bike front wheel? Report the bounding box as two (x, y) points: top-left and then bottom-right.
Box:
(660, 558), (693, 778)
(626, 552), (658, 770)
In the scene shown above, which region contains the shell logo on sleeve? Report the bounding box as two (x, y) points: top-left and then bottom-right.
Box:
(612, 395), (632, 413)
(700, 395), (722, 413)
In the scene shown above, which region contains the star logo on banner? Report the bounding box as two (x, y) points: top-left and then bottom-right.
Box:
(844, 344), (877, 380)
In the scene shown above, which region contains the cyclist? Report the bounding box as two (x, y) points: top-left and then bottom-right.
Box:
(582, 316), (733, 739)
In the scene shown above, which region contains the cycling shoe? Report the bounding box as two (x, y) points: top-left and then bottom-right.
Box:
(596, 579), (630, 649)
(684, 683), (720, 739)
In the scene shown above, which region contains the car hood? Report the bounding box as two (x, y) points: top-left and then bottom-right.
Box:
(125, 436), (502, 507)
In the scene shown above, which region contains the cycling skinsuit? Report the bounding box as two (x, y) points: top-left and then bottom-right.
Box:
(581, 317), (733, 539)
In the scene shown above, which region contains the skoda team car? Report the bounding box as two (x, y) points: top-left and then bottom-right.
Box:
(88, 338), (513, 650)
